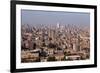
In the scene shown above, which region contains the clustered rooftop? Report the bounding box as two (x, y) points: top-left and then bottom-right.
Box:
(21, 23), (90, 62)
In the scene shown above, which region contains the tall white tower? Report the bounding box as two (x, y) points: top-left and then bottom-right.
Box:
(57, 22), (60, 28)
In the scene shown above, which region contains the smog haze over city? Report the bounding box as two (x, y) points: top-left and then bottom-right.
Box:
(21, 10), (90, 27)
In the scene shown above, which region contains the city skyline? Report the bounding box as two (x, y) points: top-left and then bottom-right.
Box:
(21, 9), (90, 63)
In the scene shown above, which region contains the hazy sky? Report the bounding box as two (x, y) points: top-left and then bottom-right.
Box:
(21, 10), (90, 27)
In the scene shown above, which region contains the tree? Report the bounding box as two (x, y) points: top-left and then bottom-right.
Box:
(48, 43), (56, 48)
(47, 56), (56, 61)
(33, 43), (36, 49)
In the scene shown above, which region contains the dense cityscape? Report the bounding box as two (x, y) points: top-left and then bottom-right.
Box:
(21, 23), (90, 63)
